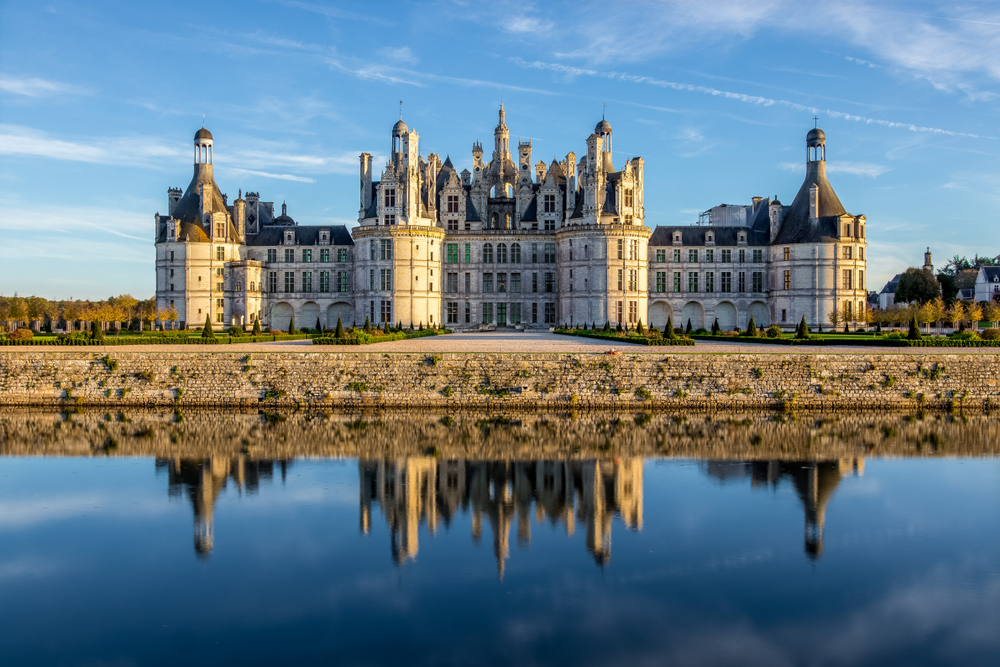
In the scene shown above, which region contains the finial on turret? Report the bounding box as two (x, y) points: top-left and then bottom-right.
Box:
(399, 100), (402, 120)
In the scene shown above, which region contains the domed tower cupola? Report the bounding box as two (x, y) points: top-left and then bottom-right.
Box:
(494, 104), (510, 158)
(806, 121), (825, 163)
(194, 126), (213, 165)
(595, 114), (613, 171)
(391, 118), (409, 154)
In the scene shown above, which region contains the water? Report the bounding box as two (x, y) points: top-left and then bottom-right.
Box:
(1, 409), (998, 666)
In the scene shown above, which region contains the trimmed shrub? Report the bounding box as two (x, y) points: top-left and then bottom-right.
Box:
(201, 315), (216, 340)
(685, 318), (692, 334)
(288, 315), (297, 335)
(252, 319), (261, 336)
(11, 328), (33, 341)
(664, 316), (677, 340)
(908, 316), (922, 340)
(711, 318), (720, 335)
(765, 324), (782, 338)
(745, 315), (758, 337)
(91, 321), (105, 342)
(981, 328), (1000, 341)
(335, 316), (345, 338)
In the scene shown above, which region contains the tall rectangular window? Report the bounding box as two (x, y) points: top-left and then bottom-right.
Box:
(629, 239), (638, 260)
(543, 218), (555, 231)
(338, 271), (348, 292)
(497, 273), (507, 293)
(656, 272), (666, 293)
(628, 301), (637, 323)
(465, 272), (471, 292)
(543, 243), (556, 263)
(784, 247), (791, 261)
(483, 273), (493, 293)
(544, 303), (555, 324)
(446, 302), (458, 324)
(753, 249), (763, 263)
(843, 246), (853, 259)
(544, 272), (555, 293)
(532, 303), (538, 323)
(497, 303), (507, 326)
(447, 195), (459, 213)
(783, 270), (791, 290)
(338, 248), (348, 262)
(859, 270), (864, 289)
(618, 269), (623, 291)
(511, 302), (521, 324)
(216, 246), (225, 261)
(688, 272), (698, 293)
(656, 249), (666, 263)
(482, 303), (493, 324)
(303, 249), (312, 263)
(511, 273), (521, 293)
(269, 272), (277, 292)
(465, 302), (471, 323)
(267, 249), (277, 263)
(284, 272), (294, 292)
(285, 248), (295, 263)
(721, 271), (732, 292)
(673, 272), (681, 293)
(446, 273), (458, 293)
(320, 249), (330, 263)
(531, 243), (538, 263)
(688, 249), (698, 263)
(380, 239), (392, 260)
(842, 269), (852, 289)
(544, 194), (556, 212)
(532, 272), (538, 293)
(384, 188), (395, 207)
(302, 271), (312, 292)
(465, 243), (471, 263)
(380, 268), (392, 291)
(628, 269), (637, 291)
(319, 271), (330, 292)
(617, 239), (623, 259)
(705, 272), (714, 292)
(752, 271), (763, 292)
(673, 249), (681, 262)
(446, 243), (459, 263)
(624, 189), (633, 208)
(369, 269), (375, 291)
(721, 249), (732, 263)
(370, 241), (376, 261)
(616, 301), (623, 324)
(739, 249), (746, 263)
(380, 300), (392, 323)
(738, 271), (746, 292)
(706, 249), (714, 262)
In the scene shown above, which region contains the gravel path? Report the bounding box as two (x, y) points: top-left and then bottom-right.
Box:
(5, 332), (997, 354)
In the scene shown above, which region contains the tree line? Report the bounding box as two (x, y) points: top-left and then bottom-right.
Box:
(0, 295), (179, 333)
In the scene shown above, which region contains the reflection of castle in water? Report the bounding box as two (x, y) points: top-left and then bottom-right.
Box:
(155, 456), (291, 557)
(359, 459), (643, 575)
(702, 458), (864, 558)
(154, 455), (862, 564)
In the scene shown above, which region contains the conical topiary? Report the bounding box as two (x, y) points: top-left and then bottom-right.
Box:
(201, 315), (216, 340)
(616, 321), (623, 333)
(637, 318), (644, 335)
(252, 319), (261, 336)
(603, 321), (610, 332)
(288, 315), (297, 335)
(335, 316), (345, 338)
(795, 315), (809, 339)
(875, 321), (881, 333)
(665, 316), (677, 340)
(711, 318), (720, 335)
(91, 320), (104, 342)
(908, 316), (922, 340)
(316, 317), (322, 333)
(746, 315), (757, 337)
(686, 318), (692, 334)
(363, 316), (371, 333)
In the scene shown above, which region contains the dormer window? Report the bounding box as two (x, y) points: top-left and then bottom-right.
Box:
(706, 232), (714, 243)
(384, 188), (396, 208)
(284, 231), (294, 244)
(673, 232), (682, 244)
(738, 233), (746, 243)
(320, 230), (329, 244)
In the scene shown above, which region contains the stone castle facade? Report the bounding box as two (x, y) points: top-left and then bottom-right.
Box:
(155, 111), (867, 332)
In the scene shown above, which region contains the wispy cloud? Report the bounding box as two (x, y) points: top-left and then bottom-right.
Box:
(778, 161), (892, 177)
(224, 167), (316, 183)
(0, 125), (183, 165)
(263, 0), (391, 25)
(511, 59), (994, 139)
(845, 55), (879, 68)
(380, 46), (417, 64)
(0, 74), (86, 97)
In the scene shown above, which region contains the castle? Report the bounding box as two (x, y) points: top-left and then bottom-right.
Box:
(155, 109), (868, 331)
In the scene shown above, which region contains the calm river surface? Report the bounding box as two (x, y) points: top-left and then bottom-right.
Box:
(1, 409), (998, 666)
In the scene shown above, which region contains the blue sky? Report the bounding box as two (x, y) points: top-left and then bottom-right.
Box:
(2, 0), (999, 300)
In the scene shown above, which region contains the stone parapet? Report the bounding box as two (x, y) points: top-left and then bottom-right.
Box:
(1, 352), (998, 410)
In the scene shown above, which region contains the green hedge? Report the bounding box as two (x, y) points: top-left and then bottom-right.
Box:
(0, 333), (316, 346)
(554, 329), (696, 346)
(312, 328), (449, 346)
(689, 334), (1000, 347)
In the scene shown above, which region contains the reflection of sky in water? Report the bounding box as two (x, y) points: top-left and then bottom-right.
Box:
(0, 457), (997, 667)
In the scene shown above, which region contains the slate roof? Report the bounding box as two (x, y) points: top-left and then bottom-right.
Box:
(520, 195), (538, 222)
(464, 189), (481, 222)
(246, 224), (354, 246)
(773, 162), (848, 245)
(878, 274), (902, 295)
(363, 181), (380, 219)
(981, 266), (1000, 283)
(170, 166), (229, 226)
(649, 224), (768, 247)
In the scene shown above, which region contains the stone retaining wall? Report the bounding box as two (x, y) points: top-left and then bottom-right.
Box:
(2, 351), (998, 410)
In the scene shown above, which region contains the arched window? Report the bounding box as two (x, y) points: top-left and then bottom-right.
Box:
(504, 184), (513, 197)
(490, 185), (497, 198)
(511, 243), (521, 263)
(250, 282), (255, 292)
(504, 213), (512, 229)
(483, 243), (494, 263)
(490, 212), (499, 229)
(497, 243), (507, 263)
(236, 282), (242, 291)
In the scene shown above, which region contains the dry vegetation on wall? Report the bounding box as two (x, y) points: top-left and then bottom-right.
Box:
(0, 294), (175, 334)
(2, 408), (998, 460)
